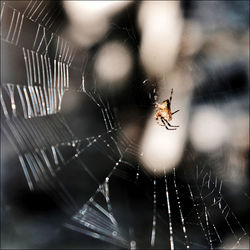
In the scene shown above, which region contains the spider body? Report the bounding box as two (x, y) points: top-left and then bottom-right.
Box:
(154, 88), (179, 130)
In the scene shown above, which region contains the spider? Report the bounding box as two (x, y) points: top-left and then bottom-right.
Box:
(154, 88), (180, 130)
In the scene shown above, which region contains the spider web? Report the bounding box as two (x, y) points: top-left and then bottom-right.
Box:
(1, 1), (249, 249)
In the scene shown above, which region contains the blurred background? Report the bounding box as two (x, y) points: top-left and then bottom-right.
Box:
(1, 1), (249, 249)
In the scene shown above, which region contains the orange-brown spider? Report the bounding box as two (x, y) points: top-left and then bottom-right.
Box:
(154, 88), (180, 130)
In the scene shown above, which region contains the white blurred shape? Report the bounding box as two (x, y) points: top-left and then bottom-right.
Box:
(140, 117), (186, 174)
(190, 106), (229, 152)
(225, 112), (249, 185)
(95, 41), (133, 87)
(137, 1), (183, 77)
(77, 1), (117, 11)
(220, 236), (249, 249)
(228, 112), (249, 150)
(63, 1), (132, 47)
(180, 21), (204, 57)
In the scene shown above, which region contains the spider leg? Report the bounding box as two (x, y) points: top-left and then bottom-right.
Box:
(169, 88), (173, 103)
(164, 118), (179, 128)
(172, 109), (180, 115)
(161, 118), (176, 130)
(156, 116), (166, 126)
